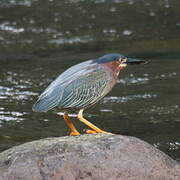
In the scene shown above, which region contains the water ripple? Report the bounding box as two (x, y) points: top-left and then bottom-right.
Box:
(0, 86), (38, 101)
(103, 94), (157, 104)
(0, 111), (25, 122)
(0, 22), (24, 33)
(138, 105), (180, 115)
(49, 35), (93, 44)
(118, 76), (149, 85)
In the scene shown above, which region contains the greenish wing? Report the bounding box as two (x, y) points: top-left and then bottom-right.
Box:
(58, 69), (108, 109)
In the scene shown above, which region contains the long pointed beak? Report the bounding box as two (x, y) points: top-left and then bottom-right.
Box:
(124, 58), (148, 65)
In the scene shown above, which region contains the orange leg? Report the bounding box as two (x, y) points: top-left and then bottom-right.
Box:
(77, 109), (112, 134)
(62, 111), (80, 136)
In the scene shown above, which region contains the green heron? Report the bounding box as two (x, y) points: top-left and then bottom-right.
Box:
(32, 53), (146, 135)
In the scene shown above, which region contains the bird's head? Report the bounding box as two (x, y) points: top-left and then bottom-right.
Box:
(97, 53), (147, 69)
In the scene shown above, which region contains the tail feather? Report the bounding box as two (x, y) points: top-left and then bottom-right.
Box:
(32, 95), (59, 112)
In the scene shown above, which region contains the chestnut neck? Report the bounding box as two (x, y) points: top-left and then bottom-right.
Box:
(103, 61), (124, 76)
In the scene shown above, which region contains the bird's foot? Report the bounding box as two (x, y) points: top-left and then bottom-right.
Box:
(84, 129), (113, 135)
(84, 129), (97, 134)
(70, 131), (80, 136)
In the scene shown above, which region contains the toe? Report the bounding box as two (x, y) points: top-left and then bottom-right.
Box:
(70, 131), (80, 136)
(84, 129), (98, 134)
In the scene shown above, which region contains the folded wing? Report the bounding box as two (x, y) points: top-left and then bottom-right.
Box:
(32, 60), (109, 112)
(58, 69), (108, 109)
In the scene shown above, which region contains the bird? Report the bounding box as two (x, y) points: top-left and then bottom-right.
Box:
(32, 53), (147, 135)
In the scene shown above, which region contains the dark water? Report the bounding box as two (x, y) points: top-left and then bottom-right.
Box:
(0, 0), (180, 162)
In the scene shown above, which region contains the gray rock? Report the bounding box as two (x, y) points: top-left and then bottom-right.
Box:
(0, 134), (179, 180)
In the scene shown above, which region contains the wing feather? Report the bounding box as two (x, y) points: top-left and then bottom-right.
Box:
(32, 60), (105, 112)
(58, 69), (109, 109)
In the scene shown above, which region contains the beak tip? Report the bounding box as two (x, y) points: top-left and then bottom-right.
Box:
(143, 60), (149, 64)
(126, 58), (149, 65)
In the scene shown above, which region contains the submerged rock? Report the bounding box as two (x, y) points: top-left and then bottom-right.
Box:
(0, 134), (179, 180)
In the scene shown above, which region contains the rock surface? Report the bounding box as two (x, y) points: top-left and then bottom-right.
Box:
(0, 134), (179, 180)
